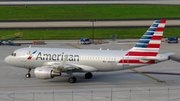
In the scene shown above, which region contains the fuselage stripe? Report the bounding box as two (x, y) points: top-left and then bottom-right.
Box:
(125, 52), (158, 56)
(118, 59), (155, 64)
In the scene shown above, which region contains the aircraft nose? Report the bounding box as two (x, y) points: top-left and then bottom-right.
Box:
(4, 56), (11, 64)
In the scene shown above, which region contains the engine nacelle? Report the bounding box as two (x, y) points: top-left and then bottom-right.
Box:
(34, 67), (61, 79)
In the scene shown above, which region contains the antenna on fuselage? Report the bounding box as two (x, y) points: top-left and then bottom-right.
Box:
(99, 48), (102, 50)
(29, 45), (31, 48)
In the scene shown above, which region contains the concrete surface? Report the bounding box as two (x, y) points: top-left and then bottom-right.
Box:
(0, 20), (180, 28)
(0, 39), (180, 101)
(1, 1), (180, 5)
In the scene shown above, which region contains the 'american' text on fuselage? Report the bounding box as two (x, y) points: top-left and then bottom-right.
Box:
(36, 52), (79, 61)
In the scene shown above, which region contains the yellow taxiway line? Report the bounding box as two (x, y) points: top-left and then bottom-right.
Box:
(66, 43), (81, 49)
(130, 69), (165, 83)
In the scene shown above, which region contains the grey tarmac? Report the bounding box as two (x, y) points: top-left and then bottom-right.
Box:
(0, 39), (180, 100)
(1, 1), (180, 5)
(0, 20), (180, 28)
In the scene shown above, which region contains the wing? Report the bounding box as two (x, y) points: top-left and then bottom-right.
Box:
(42, 62), (98, 72)
(41, 55), (98, 72)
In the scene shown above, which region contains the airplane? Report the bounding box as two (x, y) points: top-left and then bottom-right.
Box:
(4, 20), (174, 83)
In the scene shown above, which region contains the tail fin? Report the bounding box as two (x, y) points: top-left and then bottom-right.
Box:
(128, 20), (166, 57)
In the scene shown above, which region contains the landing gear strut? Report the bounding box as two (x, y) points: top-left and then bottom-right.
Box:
(67, 71), (77, 83)
(85, 72), (93, 79)
(26, 68), (31, 78)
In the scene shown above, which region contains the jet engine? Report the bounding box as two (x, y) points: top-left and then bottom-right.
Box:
(34, 67), (61, 79)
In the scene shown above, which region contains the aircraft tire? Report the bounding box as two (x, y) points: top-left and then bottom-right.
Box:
(85, 72), (93, 79)
(26, 74), (31, 78)
(68, 77), (76, 83)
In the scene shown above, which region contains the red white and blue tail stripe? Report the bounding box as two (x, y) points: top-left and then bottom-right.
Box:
(129, 20), (166, 57)
(119, 20), (166, 65)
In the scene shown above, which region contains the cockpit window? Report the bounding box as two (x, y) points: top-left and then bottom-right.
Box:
(11, 53), (16, 56)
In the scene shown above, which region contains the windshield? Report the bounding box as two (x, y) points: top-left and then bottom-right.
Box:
(11, 52), (16, 56)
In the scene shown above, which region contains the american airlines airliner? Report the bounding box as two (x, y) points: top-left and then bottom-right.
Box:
(4, 20), (174, 83)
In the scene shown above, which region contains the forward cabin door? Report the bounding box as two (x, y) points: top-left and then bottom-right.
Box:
(21, 50), (29, 62)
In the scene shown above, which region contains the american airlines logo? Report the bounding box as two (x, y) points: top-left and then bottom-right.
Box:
(36, 52), (79, 61)
(27, 50), (37, 60)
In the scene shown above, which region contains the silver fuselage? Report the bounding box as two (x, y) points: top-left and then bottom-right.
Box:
(4, 47), (169, 72)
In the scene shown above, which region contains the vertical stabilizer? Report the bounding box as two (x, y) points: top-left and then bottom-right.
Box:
(128, 20), (166, 57)
(118, 20), (166, 68)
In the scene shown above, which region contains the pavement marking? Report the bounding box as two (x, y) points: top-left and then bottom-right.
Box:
(66, 43), (81, 49)
(125, 72), (180, 75)
(130, 69), (165, 83)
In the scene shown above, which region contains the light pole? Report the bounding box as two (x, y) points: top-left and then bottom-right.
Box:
(90, 19), (96, 43)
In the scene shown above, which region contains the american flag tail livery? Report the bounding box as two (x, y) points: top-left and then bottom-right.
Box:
(119, 20), (167, 68)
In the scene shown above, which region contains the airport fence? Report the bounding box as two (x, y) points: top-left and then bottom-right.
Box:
(2, 88), (180, 101)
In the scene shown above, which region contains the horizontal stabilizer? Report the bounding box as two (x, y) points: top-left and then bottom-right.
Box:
(140, 53), (174, 63)
(161, 53), (175, 57)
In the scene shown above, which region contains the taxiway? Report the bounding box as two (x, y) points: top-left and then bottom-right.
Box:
(0, 40), (180, 101)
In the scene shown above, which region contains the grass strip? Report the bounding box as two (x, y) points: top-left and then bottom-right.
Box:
(0, 5), (180, 20)
(0, 28), (179, 40)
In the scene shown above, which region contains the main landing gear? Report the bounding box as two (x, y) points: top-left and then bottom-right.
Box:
(68, 72), (93, 83)
(26, 68), (31, 78)
(67, 71), (77, 83)
(68, 76), (77, 83)
(85, 72), (93, 79)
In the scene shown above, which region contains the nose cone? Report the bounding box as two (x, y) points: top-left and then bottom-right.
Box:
(4, 56), (11, 64)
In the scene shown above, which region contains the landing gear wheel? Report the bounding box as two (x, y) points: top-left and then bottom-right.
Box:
(26, 74), (31, 78)
(26, 68), (31, 78)
(85, 72), (93, 79)
(68, 76), (77, 83)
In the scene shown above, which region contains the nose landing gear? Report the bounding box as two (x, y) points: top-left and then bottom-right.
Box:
(26, 68), (31, 78)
